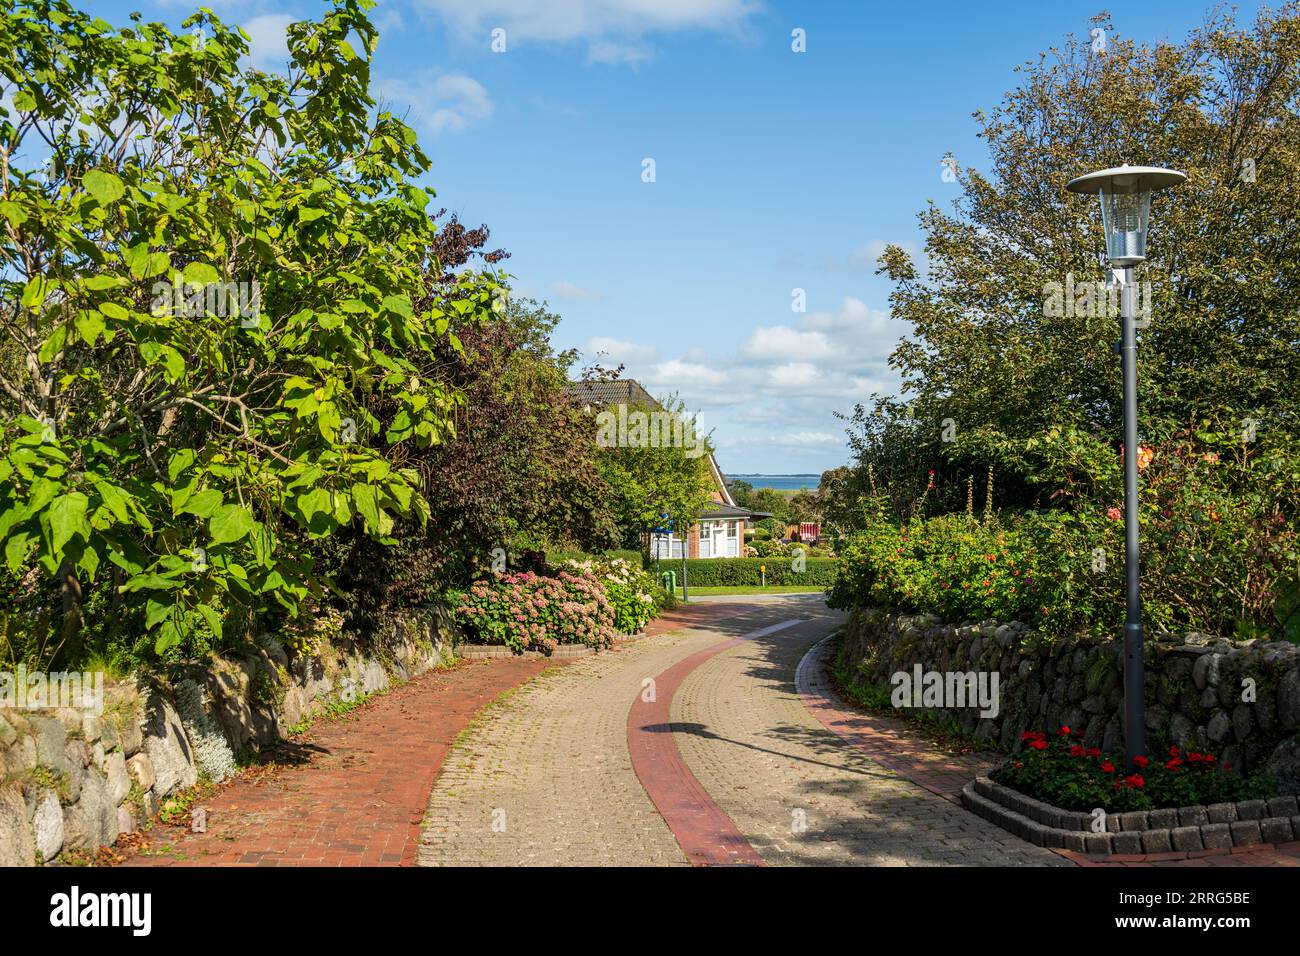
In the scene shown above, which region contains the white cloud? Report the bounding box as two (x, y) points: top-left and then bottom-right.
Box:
(743, 326), (834, 362)
(376, 72), (493, 136)
(375, 7), (405, 33)
(243, 14), (293, 71)
(766, 431), (840, 446)
(766, 362), (820, 390)
(414, 0), (759, 62)
(586, 337), (657, 365)
(550, 281), (605, 302)
(646, 359), (730, 389)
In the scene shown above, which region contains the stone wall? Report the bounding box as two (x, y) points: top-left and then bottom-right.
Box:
(0, 605), (454, 866)
(836, 608), (1300, 794)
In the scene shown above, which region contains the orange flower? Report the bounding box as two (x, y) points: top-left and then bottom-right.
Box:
(1137, 446), (1154, 472)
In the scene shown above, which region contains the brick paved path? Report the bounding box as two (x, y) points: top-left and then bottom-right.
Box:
(798, 631), (1300, 868)
(418, 629), (715, 866)
(670, 601), (1067, 866)
(120, 593), (1299, 868)
(123, 656), (553, 867)
(420, 594), (1066, 866)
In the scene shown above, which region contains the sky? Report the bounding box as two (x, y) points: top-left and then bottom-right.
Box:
(95, 0), (1274, 475)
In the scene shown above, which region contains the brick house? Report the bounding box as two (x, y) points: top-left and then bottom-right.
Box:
(566, 379), (770, 559)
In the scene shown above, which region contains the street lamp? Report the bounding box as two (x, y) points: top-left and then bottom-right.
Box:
(1066, 164), (1185, 773)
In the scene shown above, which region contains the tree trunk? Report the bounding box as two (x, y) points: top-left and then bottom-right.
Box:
(59, 558), (83, 662)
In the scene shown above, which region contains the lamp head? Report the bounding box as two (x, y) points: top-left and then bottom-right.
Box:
(1066, 165), (1186, 266)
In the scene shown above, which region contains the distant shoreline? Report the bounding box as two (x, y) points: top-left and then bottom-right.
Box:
(726, 473), (820, 491)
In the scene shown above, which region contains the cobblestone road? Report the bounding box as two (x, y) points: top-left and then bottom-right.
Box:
(417, 628), (715, 866)
(419, 594), (1067, 866)
(671, 599), (1067, 866)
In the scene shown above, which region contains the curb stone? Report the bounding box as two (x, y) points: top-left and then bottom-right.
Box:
(963, 776), (1300, 857)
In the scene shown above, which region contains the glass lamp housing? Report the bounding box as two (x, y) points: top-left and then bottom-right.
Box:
(1065, 165), (1186, 268)
(1099, 187), (1151, 266)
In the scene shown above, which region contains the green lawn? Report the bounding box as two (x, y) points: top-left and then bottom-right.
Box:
(681, 585), (826, 596)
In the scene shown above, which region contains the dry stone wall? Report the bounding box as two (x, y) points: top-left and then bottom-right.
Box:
(836, 607), (1300, 793)
(0, 606), (453, 865)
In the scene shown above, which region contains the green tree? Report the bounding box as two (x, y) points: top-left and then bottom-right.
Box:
(843, 7), (1300, 517)
(0, 0), (499, 665)
(594, 389), (714, 552)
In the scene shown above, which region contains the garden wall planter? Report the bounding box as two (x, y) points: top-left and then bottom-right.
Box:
(0, 605), (454, 867)
(837, 607), (1300, 793)
(963, 775), (1300, 855)
(454, 629), (647, 660)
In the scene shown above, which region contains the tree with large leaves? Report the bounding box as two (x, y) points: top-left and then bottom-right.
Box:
(0, 0), (500, 664)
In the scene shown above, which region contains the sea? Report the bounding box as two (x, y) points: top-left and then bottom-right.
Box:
(726, 474), (820, 492)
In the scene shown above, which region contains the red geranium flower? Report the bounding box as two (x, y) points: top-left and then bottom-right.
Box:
(1166, 758), (1183, 770)
(1070, 745), (1085, 757)
(1169, 746), (1180, 757)
(1029, 739), (1048, 750)
(1124, 774), (1145, 788)
(1085, 747), (1101, 758)
(1059, 726), (1071, 736)
(1134, 755), (1150, 768)
(1100, 761), (1116, 773)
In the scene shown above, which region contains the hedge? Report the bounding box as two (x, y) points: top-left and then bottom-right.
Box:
(651, 557), (837, 587)
(545, 549), (644, 568)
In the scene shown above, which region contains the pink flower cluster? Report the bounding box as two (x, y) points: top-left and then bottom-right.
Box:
(452, 567), (617, 653)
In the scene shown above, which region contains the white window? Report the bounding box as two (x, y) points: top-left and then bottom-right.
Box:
(651, 532), (685, 559)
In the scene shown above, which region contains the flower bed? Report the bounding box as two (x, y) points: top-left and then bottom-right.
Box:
(964, 774), (1300, 856)
(450, 569), (616, 653)
(992, 726), (1275, 813)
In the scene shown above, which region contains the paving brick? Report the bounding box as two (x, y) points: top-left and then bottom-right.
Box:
(1200, 823), (1233, 850)
(1230, 820), (1262, 846)
(1171, 826), (1203, 852)
(121, 653), (556, 867)
(1260, 817), (1294, 845)
(1141, 829), (1173, 854)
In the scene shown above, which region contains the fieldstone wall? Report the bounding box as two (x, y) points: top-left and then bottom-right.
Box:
(0, 605), (454, 866)
(836, 608), (1300, 794)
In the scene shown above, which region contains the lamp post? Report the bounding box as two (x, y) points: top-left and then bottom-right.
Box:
(1065, 164), (1185, 773)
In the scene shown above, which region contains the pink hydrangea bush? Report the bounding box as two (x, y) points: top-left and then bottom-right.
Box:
(451, 568), (617, 653)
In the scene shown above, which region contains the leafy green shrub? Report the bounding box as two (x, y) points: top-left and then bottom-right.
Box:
(984, 426), (1300, 640)
(828, 515), (1044, 622)
(670, 556), (837, 588)
(547, 549), (644, 569)
(449, 569), (615, 653)
(828, 432), (1300, 640)
(992, 727), (1276, 812)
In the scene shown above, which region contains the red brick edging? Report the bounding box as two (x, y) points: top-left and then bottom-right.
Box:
(627, 636), (766, 867)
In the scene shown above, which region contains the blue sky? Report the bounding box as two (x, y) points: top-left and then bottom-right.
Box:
(102, 0), (1269, 475)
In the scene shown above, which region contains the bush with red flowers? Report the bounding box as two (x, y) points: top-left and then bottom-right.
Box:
(990, 727), (1276, 812)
